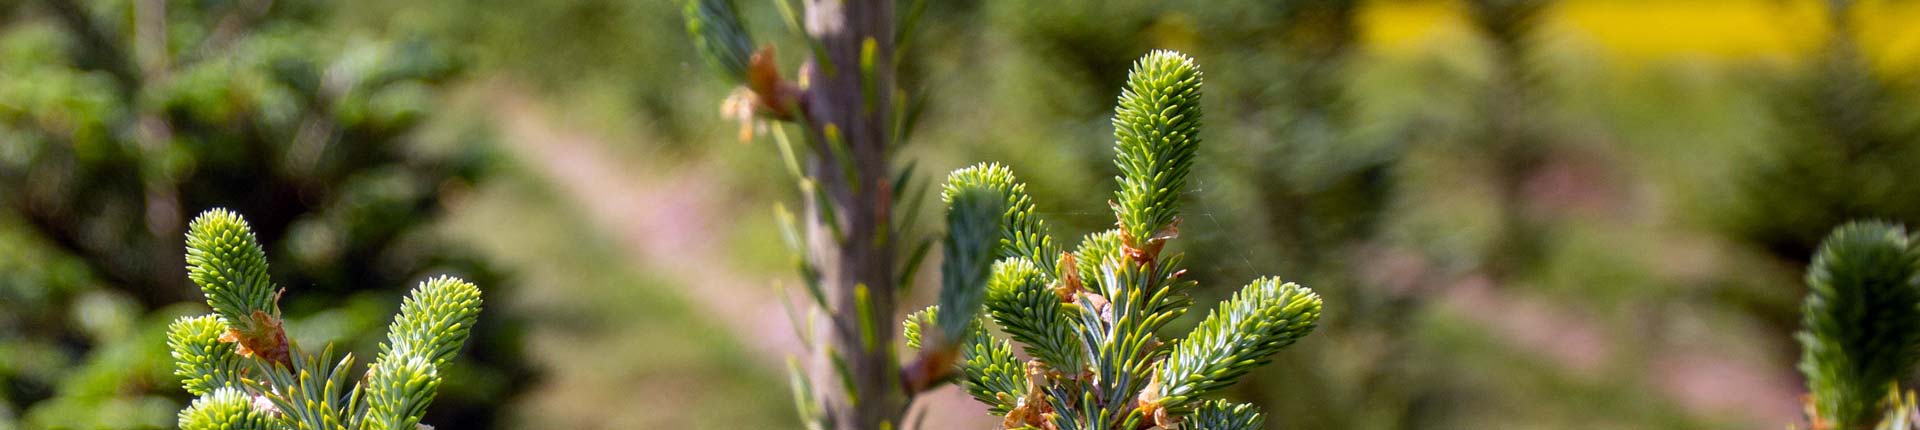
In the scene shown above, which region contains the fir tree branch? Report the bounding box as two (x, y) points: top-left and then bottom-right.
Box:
(185, 208), (289, 366)
(958, 323), (1027, 416)
(178, 387), (278, 430)
(900, 49), (1325, 430)
(901, 305), (955, 394)
(944, 163), (1061, 275)
(936, 185), (1005, 344)
(1154, 277), (1321, 415)
(901, 306), (937, 352)
(1073, 230), (1126, 298)
(1798, 221), (1920, 430)
(906, 306), (1028, 416)
(170, 210), (487, 430)
(185, 209), (280, 333)
(365, 276), (483, 429)
(1189, 400), (1264, 430)
(985, 258), (1082, 371)
(167, 315), (247, 397)
(1111, 50), (1202, 253)
(1071, 230), (1193, 334)
(364, 354), (441, 430)
(897, 50), (1325, 430)
(257, 347), (357, 430)
(377, 276), (485, 369)
(1067, 258), (1175, 427)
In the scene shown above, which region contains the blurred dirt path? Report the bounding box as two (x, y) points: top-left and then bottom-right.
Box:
(1364, 243), (1802, 426)
(488, 90), (800, 360)
(485, 87), (994, 429)
(1443, 276), (1801, 425)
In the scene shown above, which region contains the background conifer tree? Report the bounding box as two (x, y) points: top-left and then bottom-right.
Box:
(1716, 0), (1920, 357)
(1726, 0), (1920, 264)
(1794, 221), (1920, 430)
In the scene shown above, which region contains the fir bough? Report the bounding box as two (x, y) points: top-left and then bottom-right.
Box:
(1190, 400), (1265, 430)
(1797, 221), (1920, 430)
(185, 210), (280, 332)
(985, 258), (1082, 372)
(945, 163), (1061, 276)
(168, 315), (248, 397)
(901, 182), (1013, 395)
(1156, 277), (1321, 415)
(178, 388), (278, 430)
(165, 209), (483, 430)
(922, 51), (1325, 430)
(183, 210), (290, 367)
(1112, 51), (1204, 250)
(937, 186), (1007, 344)
(959, 323), (1029, 416)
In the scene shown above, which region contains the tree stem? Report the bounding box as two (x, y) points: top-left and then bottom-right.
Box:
(801, 0), (901, 429)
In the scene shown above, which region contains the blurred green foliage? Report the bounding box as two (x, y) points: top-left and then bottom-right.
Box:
(0, 0), (529, 428)
(1726, 4), (1920, 265)
(1704, 6), (1920, 410)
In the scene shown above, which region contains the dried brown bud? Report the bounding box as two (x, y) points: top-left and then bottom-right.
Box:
(1054, 252), (1083, 302)
(1137, 376), (1176, 429)
(746, 46), (802, 120)
(218, 310), (291, 368)
(1121, 219), (1180, 264)
(1003, 360), (1058, 429)
(901, 345), (959, 394)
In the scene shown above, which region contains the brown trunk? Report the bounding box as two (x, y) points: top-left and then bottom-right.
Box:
(801, 0), (900, 429)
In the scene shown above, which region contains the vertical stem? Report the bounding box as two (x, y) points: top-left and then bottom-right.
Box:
(801, 0), (900, 429)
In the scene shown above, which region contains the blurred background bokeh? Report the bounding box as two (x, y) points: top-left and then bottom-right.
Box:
(4, 0), (1920, 428)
